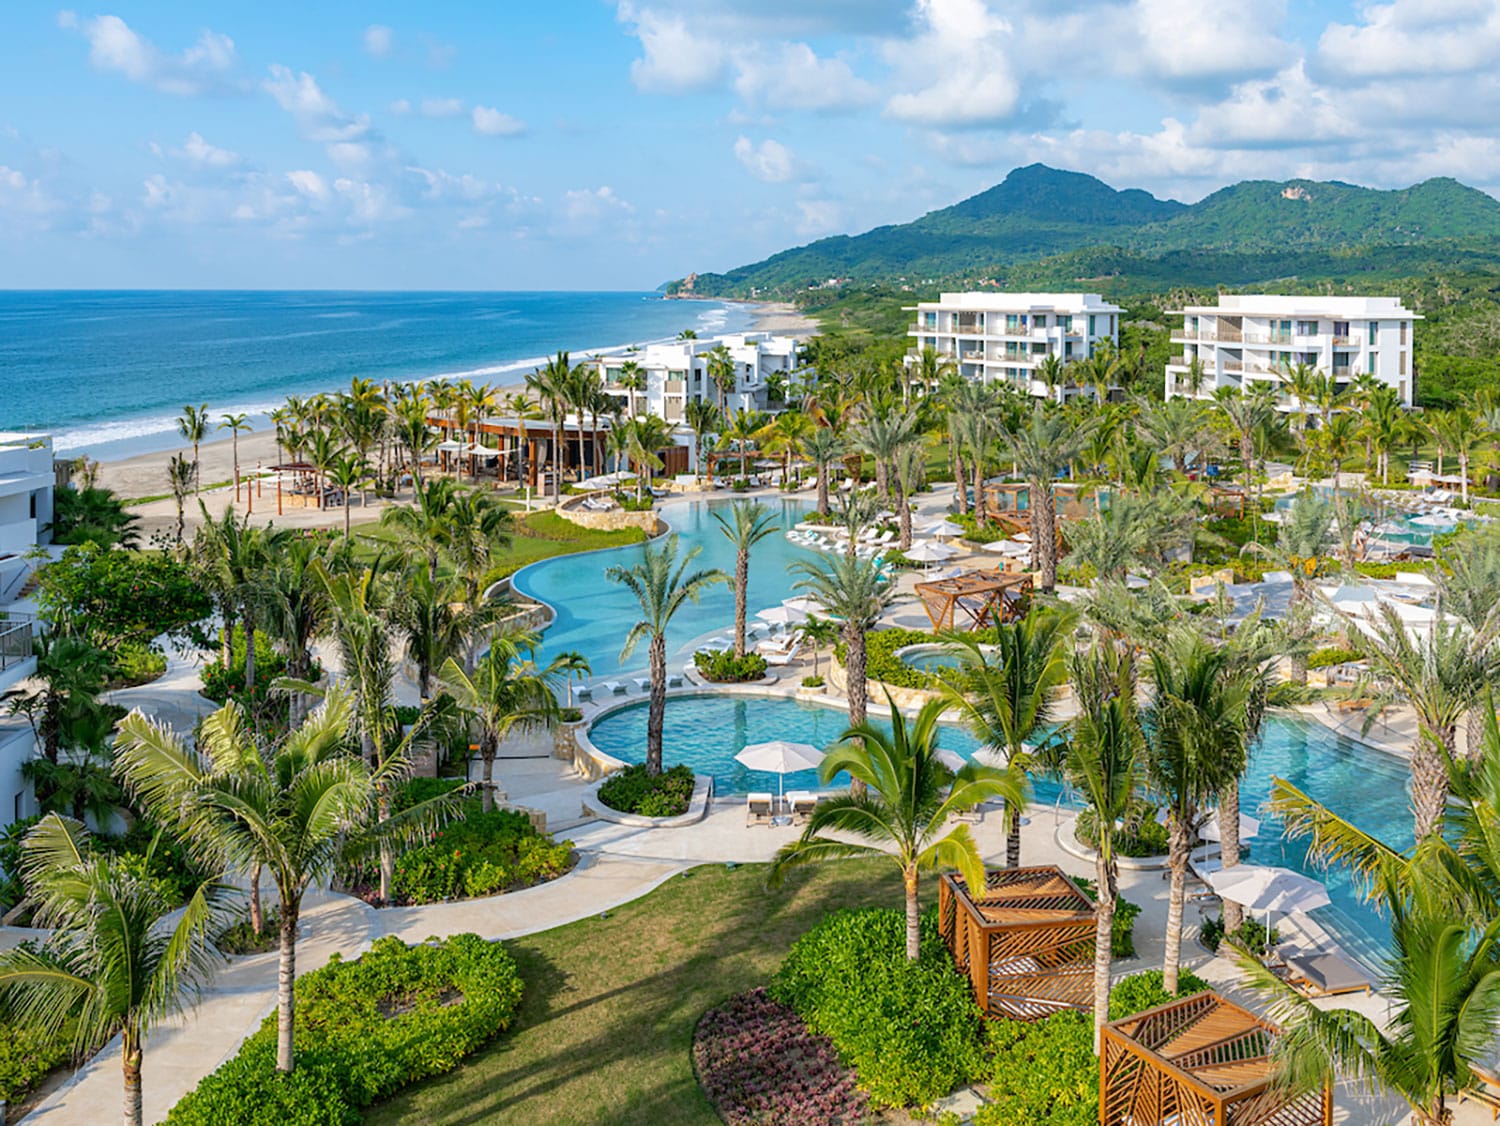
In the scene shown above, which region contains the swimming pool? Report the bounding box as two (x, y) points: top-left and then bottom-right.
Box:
(896, 643), (970, 675)
(587, 694), (1407, 966)
(1273, 488), (1473, 546)
(510, 498), (818, 678)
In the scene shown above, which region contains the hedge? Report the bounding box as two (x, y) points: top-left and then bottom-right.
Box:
(166, 934), (523, 1125)
(597, 763), (695, 818)
(1074, 808), (1169, 859)
(836, 627), (948, 691)
(771, 907), (985, 1109)
(0, 1013), (77, 1107)
(692, 649), (769, 683)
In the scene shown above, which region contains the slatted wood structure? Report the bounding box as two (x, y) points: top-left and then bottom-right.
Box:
(1100, 990), (1332, 1126)
(915, 571), (1033, 632)
(1207, 486), (1248, 519)
(937, 867), (1096, 1021)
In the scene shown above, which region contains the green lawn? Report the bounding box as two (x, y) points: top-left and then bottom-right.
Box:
(353, 509), (648, 580)
(366, 860), (899, 1125)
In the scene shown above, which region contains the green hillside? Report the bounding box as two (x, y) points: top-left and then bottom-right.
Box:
(671, 166), (1500, 298)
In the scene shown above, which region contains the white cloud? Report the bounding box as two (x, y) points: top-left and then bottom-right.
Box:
(732, 136), (803, 183)
(885, 0), (1022, 127)
(733, 42), (875, 111)
(286, 170), (330, 200)
(178, 132), (241, 168)
(263, 64), (380, 166)
(472, 105), (526, 136)
(363, 24), (394, 59)
(420, 97), (466, 119)
(558, 185), (634, 235)
(1319, 0), (1500, 80)
(1188, 62), (1353, 149)
(618, 3), (728, 93)
(389, 98), (412, 115)
(1130, 0), (1292, 84)
(63, 14), (240, 97)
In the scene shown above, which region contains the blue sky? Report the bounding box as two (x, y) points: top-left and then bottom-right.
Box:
(1, 0), (1496, 289)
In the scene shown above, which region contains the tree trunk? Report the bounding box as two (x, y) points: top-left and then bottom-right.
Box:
(646, 633), (666, 776)
(481, 732), (498, 813)
(875, 458), (889, 503)
(553, 425), (563, 501)
(972, 455), (986, 525)
(379, 791), (394, 903)
(222, 613), (235, 667)
(904, 867), (920, 961)
(951, 445), (968, 515)
(249, 864), (263, 934)
(844, 624), (868, 799)
(122, 1028), (143, 1126)
(1034, 482), (1059, 592)
(1005, 804), (1022, 869)
(1163, 816), (1188, 994)
(1092, 852), (1116, 1048)
(897, 479), (912, 551)
(1411, 734), (1451, 841)
(816, 464), (829, 516)
(277, 896), (300, 1072)
(1219, 779), (1243, 932)
(243, 618), (256, 698)
(733, 546), (749, 659)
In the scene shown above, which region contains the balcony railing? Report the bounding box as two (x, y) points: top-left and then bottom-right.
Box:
(1332, 336), (1353, 347)
(1242, 331), (1292, 345)
(951, 324), (985, 335)
(0, 617), (34, 673)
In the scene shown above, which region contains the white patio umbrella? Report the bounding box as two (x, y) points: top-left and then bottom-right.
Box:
(933, 747), (967, 772)
(735, 740), (824, 800)
(782, 595), (822, 615)
(1203, 864), (1330, 953)
(756, 604), (807, 627)
(906, 541), (958, 564)
(922, 519), (965, 540)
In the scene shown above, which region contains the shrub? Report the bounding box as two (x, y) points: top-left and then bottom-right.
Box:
(166, 934), (523, 1125)
(201, 630), (294, 706)
(597, 763), (696, 818)
(1072, 877), (1144, 959)
(1199, 914), (1280, 955)
(801, 675), (825, 688)
(694, 988), (868, 1125)
(0, 998), (77, 1108)
(37, 544), (212, 651)
(951, 512), (1008, 544)
(107, 640), (166, 688)
(611, 491), (655, 512)
(1073, 809), (1169, 859)
(217, 907), (282, 956)
(1307, 646), (1362, 670)
(837, 627), (950, 690)
(973, 969), (1211, 1126)
(693, 649), (768, 683)
(772, 907), (985, 1109)
(385, 811), (572, 905)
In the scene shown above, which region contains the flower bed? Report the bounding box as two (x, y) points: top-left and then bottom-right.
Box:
(597, 763), (695, 818)
(1073, 808), (1169, 859)
(167, 934), (523, 1125)
(693, 649), (769, 683)
(694, 988), (868, 1125)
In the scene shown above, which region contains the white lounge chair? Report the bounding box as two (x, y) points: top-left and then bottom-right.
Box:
(746, 793), (774, 827)
(764, 642), (802, 667)
(786, 791), (819, 825)
(633, 676), (652, 692)
(576, 684), (594, 703)
(602, 680), (626, 696)
(666, 672), (684, 688)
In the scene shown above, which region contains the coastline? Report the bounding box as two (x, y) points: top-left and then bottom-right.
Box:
(92, 298), (818, 499)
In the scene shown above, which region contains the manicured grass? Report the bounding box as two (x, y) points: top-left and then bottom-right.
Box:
(354, 509), (648, 579)
(366, 860), (900, 1126)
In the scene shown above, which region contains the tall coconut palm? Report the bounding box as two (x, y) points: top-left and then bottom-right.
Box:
(606, 537), (727, 775)
(1063, 644), (1145, 1042)
(940, 606), (1074, 868)
(393, 399), (436, 489)
(617, 359), (646, 419)
(830, 486), (881, 559)
(892, 438), (925, 551)
(768, 696), (1021, 960)
(528, 352), (575, 501)
(683, 398), (721, 483)
(1005, 407), (1097, 591)
(0, 815), (229, 1126)
(262, 535), (331, 727)
(725, 408), (771, 480)
(1430, 407), (1487, 504)
(713, 500), (779, 658)
(218, 411), (251, 497)
(704, 343), (736, 413)
(381, 476), (458, 583)
(194, 503), (276, 698)
(803, 427), (844, 516)
(438, 634), (565, 812)
(391, 568), (491, 701)
(115, 690), (440, 1076)
(177, 403), (210, 493)
(166, 454), (196, 544)
(791, 551), (895, 741)
(324, 454), (367, 536)
(1215, 386), (1274, 487)
(852, 407), (917, 502)
(441, 488), (514, 614)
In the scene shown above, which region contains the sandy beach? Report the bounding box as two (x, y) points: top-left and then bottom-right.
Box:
(92, 299), (820, 514)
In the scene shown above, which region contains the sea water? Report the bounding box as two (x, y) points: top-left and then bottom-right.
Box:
(0, 291), (751, 460)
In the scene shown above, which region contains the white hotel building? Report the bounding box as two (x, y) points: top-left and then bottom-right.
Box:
(592, 332), (803, 423)
(905, 292), (1123, 400)
(0, 432), (51, 830)
(1166, 295), (1418, 407)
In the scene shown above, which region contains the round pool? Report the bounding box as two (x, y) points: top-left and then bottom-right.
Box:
(895, 642), (994, 675)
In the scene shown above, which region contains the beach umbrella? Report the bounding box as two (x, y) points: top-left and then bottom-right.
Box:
(1203, 864), (1330, 953)
(906, 541), (958, 564)
(781, 595), (822, 615)
(933, 747), (967, 772)
(922, 519), (965, 540)
(735, 741), (824, 800)
(756, 605), (807, 627)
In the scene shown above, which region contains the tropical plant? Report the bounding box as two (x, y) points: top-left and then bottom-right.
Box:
(791, 552), (895, 748)
(705, 343), (736, 413)
(166, 454), (197, 544)
(46, 486), (141, 548)
(218, 412), (252, 497)
(769, 696), (1021, 959)
(177, 403), (210, 493)
(714, 500), (779, 658)
(683, 398), (722, 483)
(606, 537), (727, 775)
(803, 427), (844, 516)
(1005, 407), (1096, 591)
(0, 815), (229, 1126)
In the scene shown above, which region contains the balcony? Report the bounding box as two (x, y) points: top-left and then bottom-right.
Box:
(1242, 331), (1292, 345)
(1332, 335), (1353, 347)
(0, 615), (33, 674)
(951, 323), (985, 335)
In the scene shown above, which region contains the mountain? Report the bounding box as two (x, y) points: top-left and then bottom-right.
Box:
(671, 166), (1500, 298)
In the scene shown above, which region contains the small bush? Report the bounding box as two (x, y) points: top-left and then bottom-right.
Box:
(1073, 809), (1169, 858)
(166, 934), (523, 1125)
(201, 629), (320, 709)
(217, 907), (282, 956)
(0, 1007), (77, 1108)
(107, 640), (166, 688)
(1106, 969), (1210, 1021)
(611, 491), (655, 512)
(693, 649), (768, 683)
(771, 907), (984, 1109)
(1072, 877), (1144, 959)
(837, 627), (951, 690)
(801, 675), (825, 688)
(694, 988), (868, 1125)
(597, 763), (696, 818)
(387, 811), (571, 905)
(559, 706), (583, 723)
(1307, 646), (1362, 670)
(1199, 914), (1280, 955)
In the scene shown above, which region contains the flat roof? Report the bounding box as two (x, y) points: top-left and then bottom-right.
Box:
(1176, 294), (1421, 319)
(909, 291), (1122, 313)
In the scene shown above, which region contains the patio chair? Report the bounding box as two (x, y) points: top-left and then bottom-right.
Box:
(665, 672), (684, 688)
(1462, 1065), (1500, 1120)
(575, 684), (594, 703)
(602, 680), (626, 696)
(633, 676), (652, 693)
(746, 792), (774, 827)
(1279, 944), (1373, 997)
(787, 791), (819, 825)
(764, 642), (802, 667)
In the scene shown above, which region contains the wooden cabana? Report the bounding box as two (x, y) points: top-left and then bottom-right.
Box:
(1100, 991), (1332, 1126)
(914, 571), (1032, 632)
(1207, 486), (1248, 519)
(937, 867), (1096, 1021)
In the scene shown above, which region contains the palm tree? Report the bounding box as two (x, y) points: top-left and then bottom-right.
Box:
(852, 407), (917, 502)
(617, 359), (646, 419)
(683, 399), (721, 483)
(1215, 386), (1274, 488)
(393, 399), (436, 489)
(0, 816), (229, 1126)
(391, 568), (489, 701)
(1146, 627), (1253, 993)
(115, 691), (437, 1075)
(381, 476), (457, 583)
(704, 343), (736, 413)
(1036, 353), (1067, 403)
(324, 454), (367, 536)
(725, 408), (770, 480)
(830, 486), (881, 559)
(768, 696), (1021, 960)
(1063, 644), (1145, 1042)
(791, 552), (895, 742)
(177, 403), (210, 492)
(194, 502), (276, 697)
(1430, 407), (1487, 504)
(1359, 385), (1404, 486)
(166, 454), (196, 544)
(528, 352), (575, 502)
(1005, 407), (1096, 591)
(262, 536), (331, 727)
(892, 438), (925, 551)
(218, 411), (251, 497)
(441, 488), (514, 613)
(941, 608), (1073, 868)
(606, 538), (727, 775)
(713, 500), (779, 658)
(803, 427), (844, 516)
(438, 635), (565, 812)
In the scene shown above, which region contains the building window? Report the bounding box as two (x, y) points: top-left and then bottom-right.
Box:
(1368, 321), (1378, 342)
(1296, 320), (1318, 336)
(924, 312), (937, 329)
(1060, 315), (1073, 333)
(1399, 352), (1407, 375)
(1034, 314), (1048, 328)
(1088, 315), (1097, 336)
(1400, 321), (1408, 345)
(1368, 352), (1377, 375)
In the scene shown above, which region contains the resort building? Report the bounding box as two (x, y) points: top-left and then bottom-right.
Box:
(904, 292), (1123, 400)
(1166, 295), (1418, 406)
(0, 432), (54, 605)
(592, 332), (804, 423)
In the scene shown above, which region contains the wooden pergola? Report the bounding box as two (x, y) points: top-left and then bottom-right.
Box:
(1100, 990), (1332, 1126)
(937, 867), (1096, 1021)
(1207, 486), (1249, 519)
(914, 571), (1032, 632)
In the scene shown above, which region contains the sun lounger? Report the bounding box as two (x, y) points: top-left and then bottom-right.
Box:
(633, 676), (652, 692)
(602, 680), (626, 696)
(746, 793), (774, 827)
(764, 642), (801, 667)
(576, 684), (594, 702)
(666, 672), (683, 688)
(1279, 945), (1373, 996)
(787, 791), (819, 825)
(1463, 1065), (1500, 1120)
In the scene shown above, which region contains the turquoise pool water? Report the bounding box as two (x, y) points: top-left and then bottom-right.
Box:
(898, 645), (965, 674)
(588, 695), (1407, 967)
(1273, 488), (1472, 546)
(511, 499), (818, 678)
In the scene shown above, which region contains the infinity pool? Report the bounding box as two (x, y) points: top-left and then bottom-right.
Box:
(588, 694), (1408, 966)
(511, 498), (817, 678)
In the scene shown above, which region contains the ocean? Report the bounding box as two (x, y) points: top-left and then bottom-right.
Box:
(0, 291), (752, 461)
